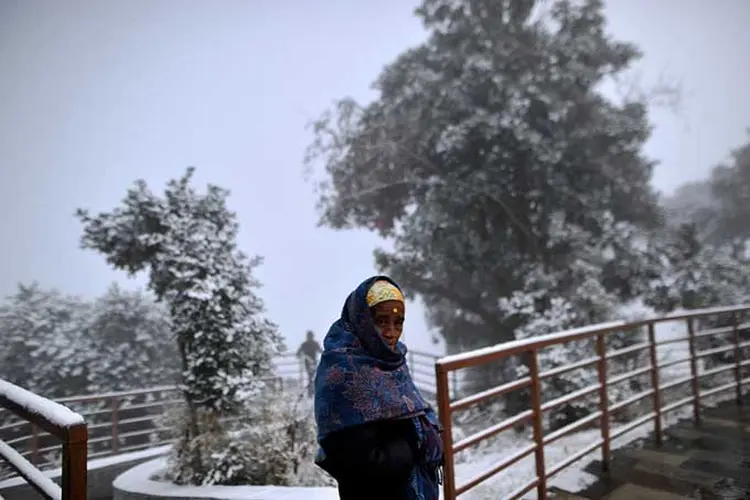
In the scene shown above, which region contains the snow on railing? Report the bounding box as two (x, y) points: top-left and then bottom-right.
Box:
(0, 380), (87, 500)
(0, 381), (84, 429)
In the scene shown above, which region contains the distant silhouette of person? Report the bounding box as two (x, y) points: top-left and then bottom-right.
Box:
(297, 330), (322, 397)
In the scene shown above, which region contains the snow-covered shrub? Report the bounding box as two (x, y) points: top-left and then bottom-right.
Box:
(645, 223), (750, 371)
(0, 283), (179, 398)
(0, 284), (91, 399)
(160, 390), (333, 487)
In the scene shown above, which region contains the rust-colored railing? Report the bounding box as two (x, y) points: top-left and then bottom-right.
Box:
(0, 380), (88, 499)
(434, 305), (750, 500)
(0, 349), (438, 482)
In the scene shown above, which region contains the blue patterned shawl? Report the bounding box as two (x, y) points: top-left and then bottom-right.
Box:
(314, 276), (444, 499)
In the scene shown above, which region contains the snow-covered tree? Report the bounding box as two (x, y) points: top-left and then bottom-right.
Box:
(86, 284), (179, 392)
(0, 284), (90, 398)
(645, 223), (750, 369)
(665, 131), (750, 253)
(76, 167), (283, 484)
(305, 0), (664, 361)
(0, 283), (179, 397)
(661, 180), (718, 241)
(646, 224), (750, 313)
(709, 131), (750, 254)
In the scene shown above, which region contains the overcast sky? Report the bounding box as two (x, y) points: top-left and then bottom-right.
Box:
(1, 0), (748, 355)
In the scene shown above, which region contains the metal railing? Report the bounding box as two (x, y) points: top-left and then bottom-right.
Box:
(0, 380), (88, 499)
(0, 349), (439, 482)
(434, 305), (750, 500)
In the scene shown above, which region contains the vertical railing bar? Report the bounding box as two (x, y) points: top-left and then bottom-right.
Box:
(687, 317), (701, 423)
(596, 333), (611, 472)
(436, 364), (456, 500)
(647, 322), (663, 446)
(451, 370), (459, 400)
(60, 423), (88, 500)
(31, 424), (39, 466)
(733, 312), (742, 404)
(528, 349), (547, 499)
(111, 396), (120, 454)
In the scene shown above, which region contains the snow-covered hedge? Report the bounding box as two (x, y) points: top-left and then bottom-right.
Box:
(0, 283), (179, 399)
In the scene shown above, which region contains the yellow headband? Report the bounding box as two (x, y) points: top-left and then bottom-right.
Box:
(366, 280), (405, 308)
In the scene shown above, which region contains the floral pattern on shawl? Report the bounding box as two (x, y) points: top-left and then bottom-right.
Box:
(314, 276), (434, 439)
(314, 277), (444, 499)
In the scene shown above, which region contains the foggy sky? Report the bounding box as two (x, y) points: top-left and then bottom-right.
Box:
(1, 0), (748, 355)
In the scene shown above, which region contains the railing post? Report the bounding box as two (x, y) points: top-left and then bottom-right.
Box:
(687, 317), (701, 423)
(528, 350), (547, 498)
(31, 424), (39, 465)
(732, 312), (742, 404)
(435, 364), (456, 500)
(61, 423), (88, 500)
(111, 396), (120, 453)
(647, 322), (663, 446)
(595, 333), (611, 472)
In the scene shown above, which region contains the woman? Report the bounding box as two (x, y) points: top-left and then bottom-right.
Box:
(314, 276), (444, 500)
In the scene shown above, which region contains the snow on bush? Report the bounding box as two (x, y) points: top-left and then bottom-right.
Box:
(159, 390), (333, 487)
(645, 223), (750, 370)
(0, 283), (179, 399)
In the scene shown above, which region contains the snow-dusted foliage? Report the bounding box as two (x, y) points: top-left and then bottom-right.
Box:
(665, 132), (750, 252)
(76, 167), (284, 484)
(0, 283), (179, 398)
(160, 391), (333, 487)
(85, 283), (179, 392)
(305, 0), (665, 412)
(645, 224), (750, 313)
(645, 223), (750, 369)
(498, 216), (654, 429)
(709, 133), (750, 251)
(0, 284), (90, 398)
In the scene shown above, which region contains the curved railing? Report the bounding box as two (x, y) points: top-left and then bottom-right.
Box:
(434, 305), (750, 500)
(0, 349), (439, 482)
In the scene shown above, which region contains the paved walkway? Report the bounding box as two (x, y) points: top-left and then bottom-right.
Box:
(551, 396), (750, 499)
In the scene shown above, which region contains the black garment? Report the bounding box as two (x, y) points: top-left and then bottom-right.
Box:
(319, 418), (417, 500)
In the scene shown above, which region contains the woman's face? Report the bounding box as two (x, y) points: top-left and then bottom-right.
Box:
(371, 300), (405, 347)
